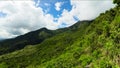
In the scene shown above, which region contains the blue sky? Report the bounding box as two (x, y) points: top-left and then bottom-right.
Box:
(33, 0), (75, 28)
(0, 11), (7, 18)
(34, 0), (74, 28)
(0, 0), (115, 39)
(34, 0), (72, 18)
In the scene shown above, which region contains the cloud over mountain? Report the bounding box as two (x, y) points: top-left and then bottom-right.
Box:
(0, 0), (115, 39)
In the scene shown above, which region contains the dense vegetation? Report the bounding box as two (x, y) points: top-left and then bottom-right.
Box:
(0, 21), (87, 55)
(0, 1), (119, 68)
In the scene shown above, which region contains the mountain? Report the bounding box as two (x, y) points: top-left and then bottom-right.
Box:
(0, 28), (55, 55)
(0, 20), (91, 55)
(0, 1), (120, 68)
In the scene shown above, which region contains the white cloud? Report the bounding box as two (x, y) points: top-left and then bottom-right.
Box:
(0, 0), (115, 39)
(35, 0), (40, 7)
(70, 0), (115, 20)
(0, 29), (17, 39)
(57, 9), (77, 27)
(0, 1), (58, 39)
(55, 2), (63, 11)
(44, 3), (50, 6)
(44, 3), (51, 13)
(56, 0), (115, 28)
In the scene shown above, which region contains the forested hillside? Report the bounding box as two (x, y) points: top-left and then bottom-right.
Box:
(0, 0), (119, 68)
(0, 20), (91, 55)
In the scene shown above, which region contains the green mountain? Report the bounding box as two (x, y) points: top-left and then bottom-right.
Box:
(0, 1), (120, 68)
(0, 20), (91, 55)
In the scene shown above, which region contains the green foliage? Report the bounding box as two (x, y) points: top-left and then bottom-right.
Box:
(78, 55), (92, 67)
(0, 1), (120, 68)
(0, 62), (8, 68)
(114, 0), (120, 6)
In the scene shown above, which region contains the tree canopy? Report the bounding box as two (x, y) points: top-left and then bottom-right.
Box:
(114, 0), (120, 6)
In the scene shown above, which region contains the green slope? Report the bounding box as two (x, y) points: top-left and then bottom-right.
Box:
(0, 21), (91, 68)
(0, 21), (90, 55)
(0, 1), (120, 68)
(0, 28), (56, 55)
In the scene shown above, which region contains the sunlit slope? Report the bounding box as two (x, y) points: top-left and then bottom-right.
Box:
(0, 3), (120, 68)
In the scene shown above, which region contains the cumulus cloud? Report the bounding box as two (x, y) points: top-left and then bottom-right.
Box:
(57, 9), (77, 27)
(0, 0), (115, 39)
(56, 0), (115, 27)
(0, 1), (58, 39)
(70, 0), (115, 20)
(55, 2), (63, 11)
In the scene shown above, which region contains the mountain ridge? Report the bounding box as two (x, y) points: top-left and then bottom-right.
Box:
(0, 1), (119, 68)
(0, 20), (92, 55)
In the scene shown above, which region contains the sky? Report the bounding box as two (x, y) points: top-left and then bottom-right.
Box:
(0, 0), (115, 39)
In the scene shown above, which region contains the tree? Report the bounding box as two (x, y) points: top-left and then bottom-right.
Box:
(113, 0), (120, 6)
